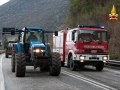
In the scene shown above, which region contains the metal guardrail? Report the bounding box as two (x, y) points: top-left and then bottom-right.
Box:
(106, 60), (120, 66)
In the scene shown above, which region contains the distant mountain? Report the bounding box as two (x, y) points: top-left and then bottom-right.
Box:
(0, 0), (69, 40)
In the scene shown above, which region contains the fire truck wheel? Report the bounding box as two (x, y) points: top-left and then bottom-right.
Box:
(49, 52), (61, 76)
(96, 62), (104, 71)
(70, 56), (77, 71)
(6, 55), (8, 58)
(61, 61), (64, 67)
(11, 48), (15, 72)
(15, 53), (26, 77)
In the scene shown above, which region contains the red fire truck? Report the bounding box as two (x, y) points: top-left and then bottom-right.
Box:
(53, 25), (110, 71)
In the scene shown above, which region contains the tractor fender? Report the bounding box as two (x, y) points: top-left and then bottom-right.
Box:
(45, 44), (51, 56)
(16, 43), (23, 53)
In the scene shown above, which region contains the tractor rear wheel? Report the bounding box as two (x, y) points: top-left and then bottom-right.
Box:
(11, 48), (15, 72)
(49, 52), (61, 76)
(15, 53), (26, 77)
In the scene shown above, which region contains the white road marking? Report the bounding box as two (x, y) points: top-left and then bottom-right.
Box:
(62, 70), (117, 90)
(0, 54), (5, 90)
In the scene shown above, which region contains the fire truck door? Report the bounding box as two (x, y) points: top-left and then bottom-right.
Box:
(60, 36), (63, 54)
(55, 36), (60, 53)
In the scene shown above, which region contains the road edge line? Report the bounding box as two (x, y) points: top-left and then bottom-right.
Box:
(0, 54), (5, 90)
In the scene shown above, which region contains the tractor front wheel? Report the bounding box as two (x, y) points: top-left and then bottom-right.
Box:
(49, 52), (61, 76)
(15, 53), (26, 77)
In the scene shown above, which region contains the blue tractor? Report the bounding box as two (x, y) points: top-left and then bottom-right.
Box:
(11, 27), (61, 77)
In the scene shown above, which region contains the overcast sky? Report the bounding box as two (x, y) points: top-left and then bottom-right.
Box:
(0, 0), (10, 6)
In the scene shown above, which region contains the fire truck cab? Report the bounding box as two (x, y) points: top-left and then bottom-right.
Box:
(53, 25), (110, 71)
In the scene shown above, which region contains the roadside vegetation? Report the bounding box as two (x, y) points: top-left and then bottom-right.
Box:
(62, 0), (120, 60)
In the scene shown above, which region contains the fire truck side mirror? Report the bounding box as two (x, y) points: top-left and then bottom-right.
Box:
(108, 34), (110, 39)
(11, 30), (15, 35)
(55, 31), (58, 36)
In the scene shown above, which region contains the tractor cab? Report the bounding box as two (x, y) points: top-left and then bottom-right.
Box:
(18, 27), (45, 55)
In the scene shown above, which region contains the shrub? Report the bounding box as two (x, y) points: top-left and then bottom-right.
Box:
(109, 54), (119, 60)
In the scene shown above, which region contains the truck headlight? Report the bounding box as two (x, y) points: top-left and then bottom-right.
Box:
(103, 56), (108, 60)
(80, 56), (85, 60)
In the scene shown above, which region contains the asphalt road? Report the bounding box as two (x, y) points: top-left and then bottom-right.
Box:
(1, 54), (120, 90)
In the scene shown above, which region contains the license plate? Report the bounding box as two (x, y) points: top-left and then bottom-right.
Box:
(91, 50), (97, 53)
(92, 55), (97, 57)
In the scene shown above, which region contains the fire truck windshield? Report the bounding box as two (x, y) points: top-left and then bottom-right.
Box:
(78, 30), (108, 42)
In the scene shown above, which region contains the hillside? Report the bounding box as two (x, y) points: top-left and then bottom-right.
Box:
(0, 0), (69, 40)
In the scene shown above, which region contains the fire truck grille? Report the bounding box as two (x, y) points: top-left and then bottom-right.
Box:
(85, 49), (103, 53)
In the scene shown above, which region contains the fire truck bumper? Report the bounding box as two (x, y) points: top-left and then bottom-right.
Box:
(73, 54), (109, 62)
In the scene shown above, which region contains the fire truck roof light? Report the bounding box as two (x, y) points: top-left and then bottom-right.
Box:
(100, 26), (105, 29)
(78, 25), (105, 29)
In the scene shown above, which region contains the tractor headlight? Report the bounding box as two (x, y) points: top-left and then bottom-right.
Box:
(35, 49), (40, 52)
(103, 56), (108, 60)
(33, 48), (45, 57)
(33, 49), (40, 53)
(41, 50), (45, 52)
(33, 49), (45, 53)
